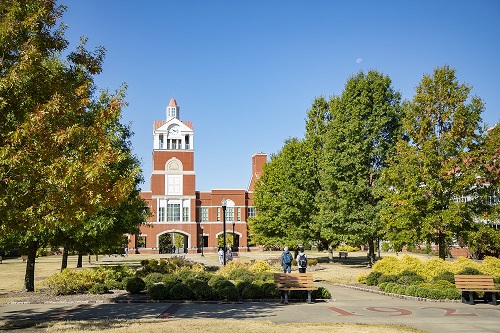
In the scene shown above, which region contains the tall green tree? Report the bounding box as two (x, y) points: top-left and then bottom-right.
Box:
(0, 0), (137, 290)
(249, 138), (319, 249)
(379, 65), (487, 260)
(315, 70), (402, 264)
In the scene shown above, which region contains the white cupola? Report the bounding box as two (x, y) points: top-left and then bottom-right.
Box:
(166, 97), (180, 120)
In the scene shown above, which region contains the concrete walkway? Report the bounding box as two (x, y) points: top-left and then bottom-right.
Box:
(1, 283), (499, 333)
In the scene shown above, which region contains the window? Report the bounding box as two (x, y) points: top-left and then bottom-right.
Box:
(167, 203), (180, 222)
(248, 207), (256, 218)
(159, 134), (164, 149)
(167, 175), (181, 195)
(158, 207), (165, 222)
(226, 207), (234, 221)
(167, 139), (182, 150)
(237, 207), (241, 221)
(185, 135), (190, 149)
(183, 207), (189, 222)
(217, 207), (221, 221)
(201, 207), (208, 222)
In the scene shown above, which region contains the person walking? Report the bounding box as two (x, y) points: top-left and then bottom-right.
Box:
(281, 246), (293, 273)
(296, 246), (308, 273)
(218, 247), (224, 265)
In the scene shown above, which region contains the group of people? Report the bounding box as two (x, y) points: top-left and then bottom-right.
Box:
(281, 246), (308, 273)
(218, 247), (233, 264)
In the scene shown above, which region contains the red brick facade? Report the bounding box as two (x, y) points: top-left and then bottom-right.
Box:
(129, 98), (265, 254)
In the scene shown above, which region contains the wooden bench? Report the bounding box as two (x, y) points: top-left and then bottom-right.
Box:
(454, 275), (499, 305)
(21, 255), (28, 262)
(232, 252), (240, 261)
(274, 273), (318, 304)
(338, 251), (348, 258)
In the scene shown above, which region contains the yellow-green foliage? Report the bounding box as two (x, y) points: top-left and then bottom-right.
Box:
(481, 256), (500, 280)
(336, 245), (359, 252)
(249, 260), (272, 273)
(369, 255), (500, 282)
(42, 269), (99, 295)
(217, 260), (249, 278)
(357, 274), (368, 283)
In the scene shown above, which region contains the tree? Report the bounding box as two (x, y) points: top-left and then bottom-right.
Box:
(0, 0), (137, 290)
(315, 70), (402, 264)
(379, 65), (487, 260)
(249, 138), (319, 249)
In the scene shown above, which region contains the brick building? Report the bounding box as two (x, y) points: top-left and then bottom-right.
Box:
(128, 98), (266, 254)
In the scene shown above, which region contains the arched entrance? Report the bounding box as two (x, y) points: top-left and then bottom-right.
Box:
(158, 231), (189, 254)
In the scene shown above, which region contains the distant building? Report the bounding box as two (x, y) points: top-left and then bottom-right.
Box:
(128, 98), (266, 254)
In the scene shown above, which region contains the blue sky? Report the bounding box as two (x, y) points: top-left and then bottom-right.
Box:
(60, 1), (500, 192)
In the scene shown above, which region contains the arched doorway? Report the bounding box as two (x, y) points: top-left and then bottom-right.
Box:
(158, 231), (188, 254)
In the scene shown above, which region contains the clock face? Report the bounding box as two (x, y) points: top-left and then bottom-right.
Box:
(168, 125), (180, 135)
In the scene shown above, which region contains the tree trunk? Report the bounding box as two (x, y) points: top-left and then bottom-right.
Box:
(368, 238), (376, 267)
(23, 241), (38, 292)
(327, 245), (334, 262)
(77, 253), (83, 268)
(61, 248), (69, 271)
(438, 230), (446, 260)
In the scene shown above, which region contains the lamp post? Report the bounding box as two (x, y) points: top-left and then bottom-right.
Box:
(232, 221), (235, 252)
(221, 198), (227, 266)
(201, 226), (204, 257)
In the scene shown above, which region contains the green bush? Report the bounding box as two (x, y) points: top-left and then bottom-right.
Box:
(457, 267), (481, 275)
(426, 289), (444, 300)
(336, 245), (359, 252)
(208, 275), (234, 290)
(432, 271), (455, 283)
(143, 273), (165, 289)
(162, 273), (182, 289)
(397, 271), (425, 285)
(262, 283), (280, 299)
(169, 283), (194, 300)
(88, 283), (109, 295)
(443, 288), (462, 300)
(378, 274), (397, 284)
(366, 271), (383, 286)
(218, 284), (240, 301)
(124, 276), (146, 294)
(378, 282), (389, 292)
(241, 284), (264, 299)
(41, 269), (95, 295)
(228, 268), (255, 282)
(384, 282), (397, 293)
(254, 271), (274, 282)
(406, 285), (419, 296)
(312, 286), (331, 300)
(104, 279), (123, 290)
(147, 283), (170, 300)
(190, 281), (216, 301)
(415, 286), (429, 298)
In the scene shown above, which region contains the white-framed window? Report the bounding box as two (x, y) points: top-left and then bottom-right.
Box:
(158, 206), (165, 222)
(200, 207), (208, 222)
(226, 207), (234, 221)
(167, 203), (180, 222)
(166, 175), (181, 195)
(217, 207), (221, 221)
(183, 207), (189, 222)
(159, 134), (164, 149)
(248, 207), (256, 218)
(185, 135), (190, 149)
(167, 139), (182, 150)
(237, 207), (241, 221)
(137, 236), (146, 248)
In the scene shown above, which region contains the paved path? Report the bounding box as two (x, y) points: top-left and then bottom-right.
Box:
(1, 283), (499, 333)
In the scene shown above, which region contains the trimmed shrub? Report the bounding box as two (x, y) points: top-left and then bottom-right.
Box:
(427, 289), (444, 300)
(457, 267), (481, 275)
(228, 268), (255, 282)
(415, 286), (429, 298)
(378, 274), (397, 284)
(357, 274), (368, 284)
(169, 283), (195, 300)
(397, 270), (425, 286)
(104, 279), (123, 290)
(148, 283), (170, 300)
(208, 275), (234, 290)
(241, 284), (264, 299)
(234, 280), (252, 293)
(432, 271), (455, 283)
(218, 284), (240, 301)
(191, 281), (216, 301)
(254, 271), (274, 282)
(143, 273), (165, 289)
(378, 282), (389, 292)
(262, 283), (280, 299)
(124, 276), (146, 294)
(444, 288), (461, 300)
(249, 260), (273, 273)
(384, 282), (397, 293)
(406, 285), (419, 297)
(366, 271), (383, 286)
(312, 286), (331, 300)
(88, 283), (109, 295)
(162, 273), (182, 289)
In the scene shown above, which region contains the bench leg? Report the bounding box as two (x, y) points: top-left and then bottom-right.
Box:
(284, 291), (289, 304)
(462, 291), (475, 305)
(492, 293), (498, 306)
(307, 291), (312, 304)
